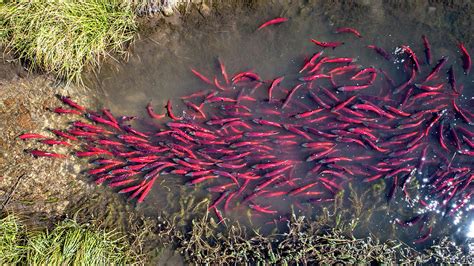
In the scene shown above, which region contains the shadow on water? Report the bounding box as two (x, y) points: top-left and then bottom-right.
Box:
(85, 0), (473, 251)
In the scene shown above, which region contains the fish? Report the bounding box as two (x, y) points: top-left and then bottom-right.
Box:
(422, 35), (432, 64)
(267, 76), (284, 101)
(311, 39), (344, 49)
(393, 68), (416, 94)
(59, 96), (86, 112)
(401, 45), (421, 72)
(367, 45), (391, 61)
(217, 58), (230, 84)
(299, 51), (324, 73)
(53, 107), (82, 115)
(191, 68), (212, 84)
(452, 99), (473, 125)
(249, 204), (277, 214)
(166, 100), (182, 121)
(421, 57), (448, 83)
(257, 17), (288, 30)
(102, 109), (119, 125)
(281, 84), (304, 109)
(19, 133), (48, 140)
(29, 149), (66, 158)
(232, 71), (261, 83)
(40, 139), (71, 146)
(137, 176), (158, 203)
(337, 84), (371, 92)
(146, 102), (165, 119)
(335, 27), (362, 38)
(447, 66), (459, 94)
(459, 42), (472, 74)
(51, 130), (78, 141)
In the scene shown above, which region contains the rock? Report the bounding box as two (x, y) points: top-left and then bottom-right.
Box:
(199, 3), (211, 16)
(162, 6), (174, 17)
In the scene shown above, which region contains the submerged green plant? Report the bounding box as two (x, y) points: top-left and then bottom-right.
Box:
(1, 0), (137, 83)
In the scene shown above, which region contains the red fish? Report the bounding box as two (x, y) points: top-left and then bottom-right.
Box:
(422, 35), (432, 64)
(217, 58), (229, 84)
(282, 84), (304, 109)
(335, 27), (362, 38)
(311, 39), (344, 49)
(102, 109), (119, 125)
(299, 51), (324, 73)
(249, 204), (277, 214)
(401, 45), (421, 72)
(19, 133), (48, 140)
(337, 84), (371, 92)
(324, 57), (355, 64)
(186, 175), (218, 185)
(166, 100), (182, 121)
(29, 149), (66, 158)
(459, 42), (472, 74)
(367, 45), (391, 61)
(53, 107), (82, 115)
(59, 96), (86, 112)
(288, 182), (318, 196)
(452, 99), (473, 125)
(40, 139), (71, 146)
(447, 66), (459, 94)
(299, 73), (331, 82)
(191, 68), (212, 84)
(49, 130), (76, 141)
(393, 67), (416, 94)
(146, 102), (165, 119)
(137, 176), (158, 203)
(267, 76), (284, 101)
(421, 57), (448, 83)
(232, 71), (261, 83)
(257, 17), (288, 30)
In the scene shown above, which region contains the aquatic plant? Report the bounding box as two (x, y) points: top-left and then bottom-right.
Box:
(172, 208), (474, 264)
(0, 214), (136, 265)
(1, 0), (137, 83)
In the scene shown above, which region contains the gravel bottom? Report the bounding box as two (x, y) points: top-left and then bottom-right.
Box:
(0, 72), (96, 224)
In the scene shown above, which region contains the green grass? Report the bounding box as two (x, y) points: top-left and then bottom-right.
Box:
(1, 0), (137, 84)
(0, 214), (135, 265)
(0, 215), (25, 264)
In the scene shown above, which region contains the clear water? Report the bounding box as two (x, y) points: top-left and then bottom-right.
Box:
(86, 1), (474, 249)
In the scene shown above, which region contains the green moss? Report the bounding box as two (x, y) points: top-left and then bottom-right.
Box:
(1, 0), (137, 84)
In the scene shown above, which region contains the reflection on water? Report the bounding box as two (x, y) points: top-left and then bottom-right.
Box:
(88, 1), (473, 249)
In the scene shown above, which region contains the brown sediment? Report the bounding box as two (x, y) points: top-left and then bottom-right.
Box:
(0, 73), (94, 225)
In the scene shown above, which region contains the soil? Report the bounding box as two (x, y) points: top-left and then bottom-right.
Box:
(0, 56), (95, 226)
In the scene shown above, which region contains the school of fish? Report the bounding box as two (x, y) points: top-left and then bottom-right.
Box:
(19, 19), (473, 243)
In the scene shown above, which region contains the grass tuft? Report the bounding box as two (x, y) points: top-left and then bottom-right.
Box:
(26, 220), (131, 265)
(0, 215), (25, 264)
(0, 214), (135, 265)
(1, 0), (137, 84)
